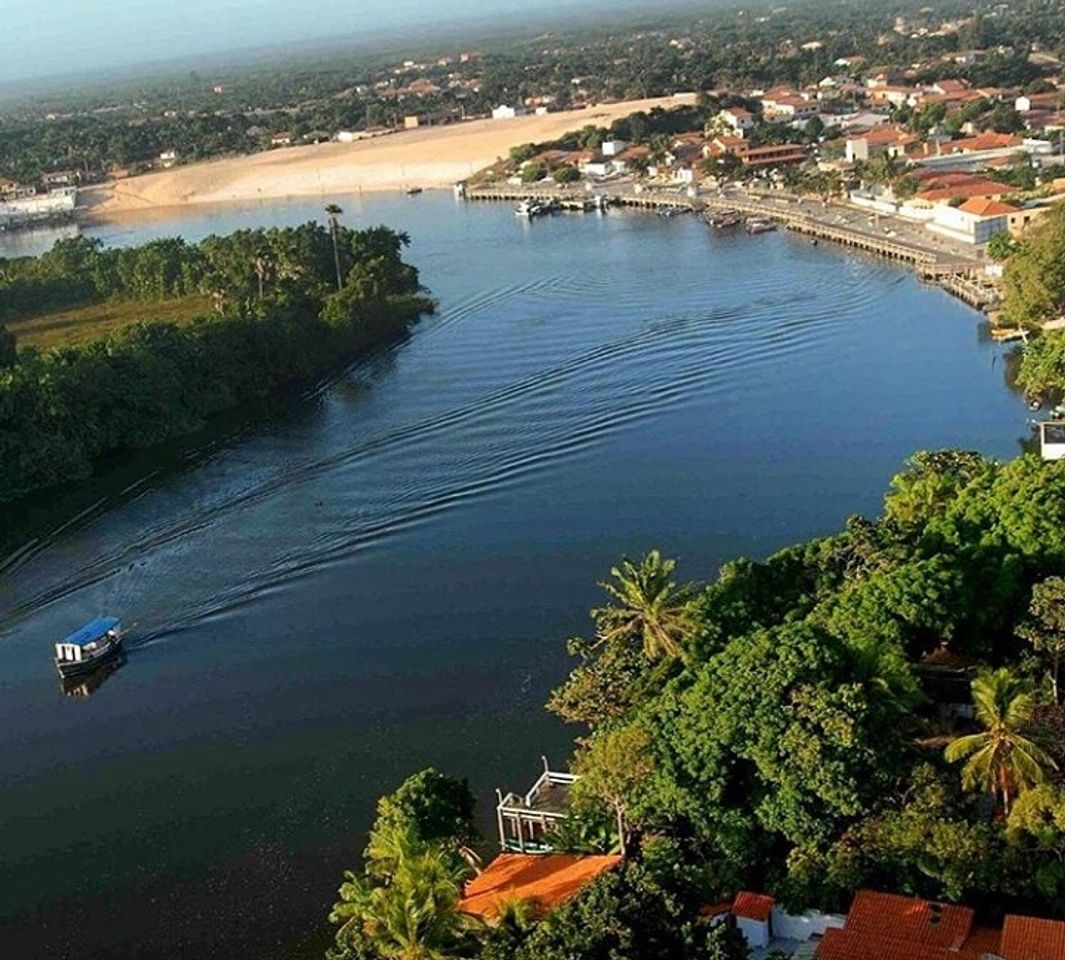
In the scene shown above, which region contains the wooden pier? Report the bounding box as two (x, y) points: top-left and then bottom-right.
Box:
(466, 184), (701, 212)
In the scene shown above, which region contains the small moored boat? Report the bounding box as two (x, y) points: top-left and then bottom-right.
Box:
(405, 187), (423, 196)
(54, 617), (124, 678)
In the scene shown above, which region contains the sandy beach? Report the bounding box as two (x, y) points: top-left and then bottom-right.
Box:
(80, 96), (694, 223)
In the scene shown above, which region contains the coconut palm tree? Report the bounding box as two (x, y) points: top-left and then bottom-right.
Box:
(325, 203), (345, 292)
(330, 829), (474, 960)
(945, 668), (1058, 814)
(592, 550), (695, 661)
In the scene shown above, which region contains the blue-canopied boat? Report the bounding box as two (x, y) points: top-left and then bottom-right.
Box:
(54, 617), (124, 678)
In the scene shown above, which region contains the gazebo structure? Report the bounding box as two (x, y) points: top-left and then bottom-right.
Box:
(495, 758), (577, 854)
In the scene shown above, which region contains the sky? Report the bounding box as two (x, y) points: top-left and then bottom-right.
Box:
(0, 0), (631, 84)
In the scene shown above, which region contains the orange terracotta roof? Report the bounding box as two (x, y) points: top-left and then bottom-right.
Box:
(1001, 914), (1065, 960)
(958, 197), (1018, 216)
(733, 891), (775, 922)
(944, 132), (1023, 153)
(816, 927), (983, 960)
(846, 890), (974, 950)
(458, 854), (622, 922)
(917, 178), (1010, 202)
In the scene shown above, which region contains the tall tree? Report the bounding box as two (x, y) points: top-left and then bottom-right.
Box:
(945, 668), (1058, 813)
(325, 203), (345, 292)
(0, 324), (16, 368)
(1018, 577), (1065, 705)
(592, 550), (695, 661)
(573, 725), (655, 857)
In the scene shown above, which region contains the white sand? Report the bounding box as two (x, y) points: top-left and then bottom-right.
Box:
(82, 96), (695, 222)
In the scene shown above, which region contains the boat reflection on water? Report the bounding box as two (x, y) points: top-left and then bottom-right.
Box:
(60, 654), (127, 698)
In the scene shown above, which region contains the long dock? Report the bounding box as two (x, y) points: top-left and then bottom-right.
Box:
(465, 183), (701, 212)
(464, 184), (1000, 312)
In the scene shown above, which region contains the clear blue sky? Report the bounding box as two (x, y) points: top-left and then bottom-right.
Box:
(0, 0), (624, 82)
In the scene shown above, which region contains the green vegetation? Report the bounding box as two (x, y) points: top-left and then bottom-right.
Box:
(327, 450), (1065, 958)
(0, 221), (432, 503)
(7, 295), (211, 351)
(1003, 204), (1065, 331)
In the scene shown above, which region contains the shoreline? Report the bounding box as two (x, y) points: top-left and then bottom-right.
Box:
(76, 96), (695, 226)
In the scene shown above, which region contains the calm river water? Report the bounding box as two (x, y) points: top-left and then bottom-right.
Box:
(0, 192), (1030, 959)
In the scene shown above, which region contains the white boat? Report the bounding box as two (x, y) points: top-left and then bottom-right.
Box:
(54, 617), (124, 678)
(515, 198), (542, 217)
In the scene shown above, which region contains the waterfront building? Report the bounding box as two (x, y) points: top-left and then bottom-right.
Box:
(926, 197), (1017, 244)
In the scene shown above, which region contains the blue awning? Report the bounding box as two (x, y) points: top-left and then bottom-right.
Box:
(62, 617), (121, 648)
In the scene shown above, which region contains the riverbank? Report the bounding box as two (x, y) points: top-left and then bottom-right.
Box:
(76, 96), (694, 224)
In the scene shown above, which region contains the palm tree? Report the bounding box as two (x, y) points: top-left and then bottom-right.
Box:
(325, 203), (345, 292)
(592, 550), (695, 661)
(330, 832), (474, 960)
(253, 247), (274, 302)
(945, 668), (1058, 814)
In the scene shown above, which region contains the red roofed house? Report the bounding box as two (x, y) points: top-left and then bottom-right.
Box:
(815, 889), (1065, 960)
(457, 853), (622, 922)
(940, 131), (1023, 154)
(1002, 914), (1065, 960)
(845, 125), (920, 161)
(927, 196), (1017, 244)
(732, 891), (775, 949)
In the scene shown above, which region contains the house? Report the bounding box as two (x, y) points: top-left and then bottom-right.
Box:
(601, 139), (627, 157)
(868, 85), (921, 108)
(914, 174), (1013, 204)
(762, 94), (820, 122)
(41, 170), (78, 188)
(732, 892), (775, 949)
(579, 156), (616, 178)
(270, 132), (293, 147)
(458, 854), (622, 923)
(815, 889), (1065, 960)
(940, 131), (1023, 154)
(926, 197), (1016, 244)
(158, 149), (178, 168)
(492, 104), (527, 120)
(845, 125), (919, 161)
(0, 178), (38, 200)
(708, 139), (810, 169)
(719, 107), (755, 134)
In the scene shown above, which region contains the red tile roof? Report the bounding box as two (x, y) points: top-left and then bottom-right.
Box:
(816, 927), (984, 960)
(458, 854), (621, 922)
(845, 889), (974, 950)
(916, 178), (1011, 202)
(1002, 914), (1065, 960)
(733, 891), (775, 922)
(958, 197), (1018, 217)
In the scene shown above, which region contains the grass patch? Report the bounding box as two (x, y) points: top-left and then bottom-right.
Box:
(10, 295), (212, 351)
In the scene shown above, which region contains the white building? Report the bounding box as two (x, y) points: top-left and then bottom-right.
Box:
(926, 198), (1016, 245)
(491, 105), (527, 120)
(601, 139), (627, 157)
(719, 107), (756, 135)
(732, 892), (775, 950)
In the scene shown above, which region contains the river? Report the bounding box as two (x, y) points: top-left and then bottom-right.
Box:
(0, 192), (1030, 959)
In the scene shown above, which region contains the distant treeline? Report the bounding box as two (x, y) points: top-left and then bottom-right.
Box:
(0, 223), (433, 503)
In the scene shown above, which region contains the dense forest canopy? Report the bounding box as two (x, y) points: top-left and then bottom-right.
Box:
(0, 222), (432, 504)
